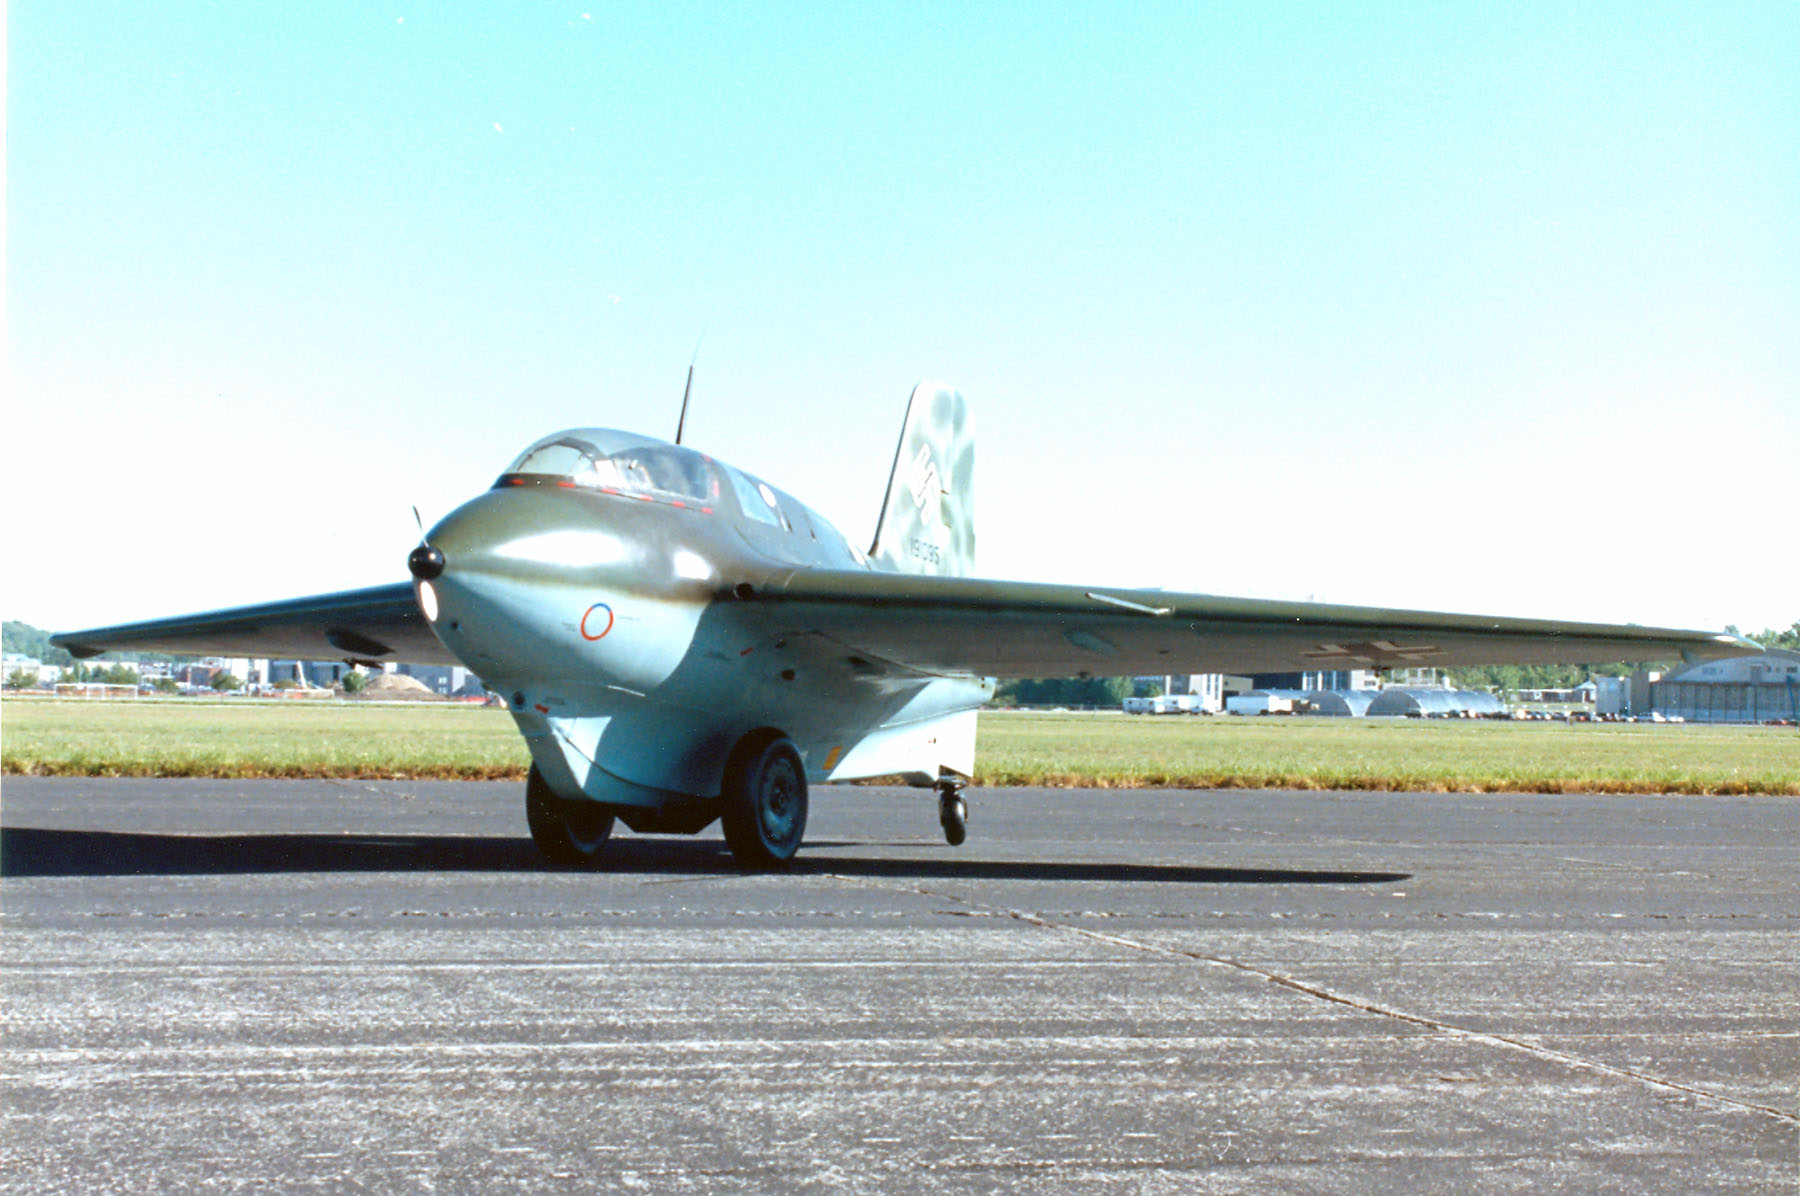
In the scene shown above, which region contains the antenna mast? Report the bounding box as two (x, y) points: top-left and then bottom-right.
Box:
(674, 327), (707, 445)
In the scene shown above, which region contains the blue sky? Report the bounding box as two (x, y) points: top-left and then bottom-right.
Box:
(9, 2), (1797, 635)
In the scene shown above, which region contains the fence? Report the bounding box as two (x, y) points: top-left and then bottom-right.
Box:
(52, 683), (140, 700)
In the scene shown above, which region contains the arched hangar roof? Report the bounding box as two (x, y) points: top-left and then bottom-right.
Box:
(1367, 688), (1503, 717)
(1303, 689), (1377, 716)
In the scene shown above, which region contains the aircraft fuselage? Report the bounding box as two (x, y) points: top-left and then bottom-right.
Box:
(412, 430), (988, 823)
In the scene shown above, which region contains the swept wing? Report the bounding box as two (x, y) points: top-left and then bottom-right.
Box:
(50, 584), (455, 666)
(752, 570), (1755, 678)
(51, 572), (1753, 679)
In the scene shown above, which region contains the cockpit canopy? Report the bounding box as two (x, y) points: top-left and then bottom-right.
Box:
(497, 429), (720, 505)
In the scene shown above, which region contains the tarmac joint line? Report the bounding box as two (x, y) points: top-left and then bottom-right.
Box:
(824, 872), (1800, 1128)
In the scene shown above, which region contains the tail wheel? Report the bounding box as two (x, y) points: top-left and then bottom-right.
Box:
(525, 765), (614, 866)
(721, 732), (808, 868)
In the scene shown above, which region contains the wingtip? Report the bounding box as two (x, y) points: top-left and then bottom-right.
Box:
(1681, 632), (1767, 664)
(49, 635), (106, 660)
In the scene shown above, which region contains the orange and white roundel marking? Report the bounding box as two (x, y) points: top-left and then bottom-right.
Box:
(580, 602), (615, 641)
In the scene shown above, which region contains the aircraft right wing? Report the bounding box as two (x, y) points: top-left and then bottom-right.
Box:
(49, 583), (455, 666)
(749, 570), (1757, 679)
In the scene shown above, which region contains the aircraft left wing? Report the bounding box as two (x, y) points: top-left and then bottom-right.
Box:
(50, 583), (455, 666)
(751, 569), (1757, 678)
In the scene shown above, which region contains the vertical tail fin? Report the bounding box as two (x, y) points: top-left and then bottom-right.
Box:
(869, 382), (974, 577)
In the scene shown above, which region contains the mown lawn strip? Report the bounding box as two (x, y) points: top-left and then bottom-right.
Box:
(4, 699), (1796, 795)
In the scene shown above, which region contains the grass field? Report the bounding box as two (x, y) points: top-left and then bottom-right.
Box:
(977, 711), (1799, 795)
(5, 696), (1796, 795)
(1, 698), (528, 780)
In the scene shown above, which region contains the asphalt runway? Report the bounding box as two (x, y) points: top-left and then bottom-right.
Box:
(2, 777), (1794, 1194)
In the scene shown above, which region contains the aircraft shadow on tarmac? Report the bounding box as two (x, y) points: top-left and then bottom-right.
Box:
(0, 827), (1409, 887)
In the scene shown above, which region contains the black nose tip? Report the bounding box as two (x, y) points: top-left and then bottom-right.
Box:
(408, 544), (446, 580)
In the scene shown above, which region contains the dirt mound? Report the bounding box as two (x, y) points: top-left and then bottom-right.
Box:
(357, 673), (438, 699)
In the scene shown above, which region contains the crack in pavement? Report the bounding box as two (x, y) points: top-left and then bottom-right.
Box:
(320, 779), (422, 800)
(825, 873), (1799, 1127)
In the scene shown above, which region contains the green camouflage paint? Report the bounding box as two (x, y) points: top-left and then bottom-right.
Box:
(869, 382), (975, 577)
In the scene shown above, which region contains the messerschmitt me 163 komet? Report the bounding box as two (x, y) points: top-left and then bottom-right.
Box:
(54, 383), (1755, 867)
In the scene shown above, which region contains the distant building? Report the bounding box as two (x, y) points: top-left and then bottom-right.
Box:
(1650, 649), (1800, 724)
(264, 660), (486, 692)
(265, 660), (351, 688)
(1123, 693), (1213, 715)
(1596, 676), (1633, 716)
(267, 661), (308, 686)
(283, 661), (354, 687)
(1226, 690), (1306, 716)
(1366, 688), (1504, 718)
(395, 663), (486, 697)
(1159, 673), (1224, 713)
(1388, 666), (1448, 689)
(1249, 668), (1378, 692)
(3, 653), (60, 687)
(1514, 686), (1585, 703)
(170, 659), (252, 688)
(175, 664), (216, 687)
(1304, 689), (1378, 716)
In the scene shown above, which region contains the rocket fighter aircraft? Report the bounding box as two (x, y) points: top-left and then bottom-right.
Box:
(54, 384), (1755, 868)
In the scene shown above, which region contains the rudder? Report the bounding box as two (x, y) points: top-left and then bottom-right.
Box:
(869, 382), (973, 577)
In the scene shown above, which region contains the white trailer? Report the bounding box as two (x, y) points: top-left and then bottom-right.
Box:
(1123, 694), (1209, 715)
(1226, 694), (1295, 716)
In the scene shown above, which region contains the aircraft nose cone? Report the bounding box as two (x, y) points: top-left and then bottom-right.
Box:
(408, 544), (447, 580)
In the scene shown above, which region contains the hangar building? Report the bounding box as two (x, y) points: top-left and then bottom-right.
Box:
(1304, 689), (1378, 717)
(1366, 688), (1505, 718)
(1152, 673), (1225, 713)
(1649, 648), (1800, 723)
(1247, 668), (1378, 692)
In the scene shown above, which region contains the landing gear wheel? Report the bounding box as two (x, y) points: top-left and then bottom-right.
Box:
(721, 732), (808, 868)
(525, 765), (614, 866)
(938, 785), (968, 847)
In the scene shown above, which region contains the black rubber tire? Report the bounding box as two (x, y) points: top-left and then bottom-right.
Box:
(720, 732), (808, 868)
(525, 765), (614, 866)
(941, 796), (968, 847)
